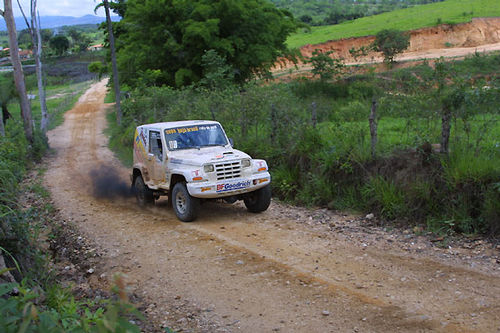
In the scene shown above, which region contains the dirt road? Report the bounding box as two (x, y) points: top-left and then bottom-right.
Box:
(44, 80), (500, 332)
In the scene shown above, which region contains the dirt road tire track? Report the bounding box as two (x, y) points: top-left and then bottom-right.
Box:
(44, 80), (500, 332)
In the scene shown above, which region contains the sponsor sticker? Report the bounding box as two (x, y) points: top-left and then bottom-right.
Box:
(134, 129), (147, 157)
(169, 158), (183, 164)
(216, 180), (251, 193)
(169, 140), (178, 149)
(139, 128), (147, 147)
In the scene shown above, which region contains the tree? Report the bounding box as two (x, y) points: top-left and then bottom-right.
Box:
(17, 0), (49, 132)
(40, 28), (52, 43)
(198, 49), (234, 90)
(67, 27), (92, 52)
(116, 0), (298, 87)
(17, 28), (31, 47)
(49, 35), (69, 56)
(299, 14), (312, 24)
(67, 27), (81, 43)
(94, 0), (126, 17)
(307, 49), (344, 82)
(372, 29), (410, 64)
(0, 74), (16, 137)
(88, 61), (107, 79)
(96, 0), (122, 125)
(0, 0), (34, 143)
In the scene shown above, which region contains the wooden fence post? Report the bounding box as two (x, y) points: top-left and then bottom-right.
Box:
(210, 106), (216, 121)
(369, 98), (378, 159)
(0, 109), (4, 137)
(440, 105), (451, 154)
(271, 104), (277, 144)
(311, 102), (317, 128)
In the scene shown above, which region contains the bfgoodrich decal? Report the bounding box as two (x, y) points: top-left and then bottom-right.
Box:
(216, 180), (251, 193)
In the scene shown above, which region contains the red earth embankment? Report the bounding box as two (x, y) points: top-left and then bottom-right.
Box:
(276, 17), (500, 75)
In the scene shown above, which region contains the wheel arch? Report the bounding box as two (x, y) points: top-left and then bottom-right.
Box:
(132, 168), (142, 185)
(170, 173), (187, 189)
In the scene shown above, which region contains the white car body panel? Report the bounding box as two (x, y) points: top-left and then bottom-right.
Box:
(132, 120), (271, 199)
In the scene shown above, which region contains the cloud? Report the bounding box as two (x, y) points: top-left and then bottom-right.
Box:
(12, 0), (105, 17)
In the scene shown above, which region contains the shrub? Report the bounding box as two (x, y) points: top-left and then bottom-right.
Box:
(372, 29), (410, 63)
(88, 61), (107, 80)
(306, 49), (345, 82)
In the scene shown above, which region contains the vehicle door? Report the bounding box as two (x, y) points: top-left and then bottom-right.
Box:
(147, 129), (166, 185)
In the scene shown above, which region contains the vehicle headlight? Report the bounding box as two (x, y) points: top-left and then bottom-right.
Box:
(241, 159), (251, 168)
(203, 164), (214, 173)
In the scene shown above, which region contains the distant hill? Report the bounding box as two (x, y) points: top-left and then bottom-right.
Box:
(0, 14), (120, 31)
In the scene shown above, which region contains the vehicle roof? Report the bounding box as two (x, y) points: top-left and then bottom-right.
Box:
(137, 120), (221, 130)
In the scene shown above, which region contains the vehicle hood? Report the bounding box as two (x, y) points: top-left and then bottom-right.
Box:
(167, 147), (251, 167)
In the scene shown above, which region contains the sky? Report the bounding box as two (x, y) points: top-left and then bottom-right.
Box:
(9, 0), (106, 17)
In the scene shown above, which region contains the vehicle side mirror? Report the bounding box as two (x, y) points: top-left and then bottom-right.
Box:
(229, 138), (234, 147)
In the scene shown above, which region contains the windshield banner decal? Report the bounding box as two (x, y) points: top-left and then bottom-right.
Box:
(164, 124), (226, 151)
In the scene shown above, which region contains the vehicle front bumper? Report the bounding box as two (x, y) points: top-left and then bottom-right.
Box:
(187, 172), (271, 199)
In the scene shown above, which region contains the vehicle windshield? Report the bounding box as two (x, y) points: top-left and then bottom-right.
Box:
(164, 124), (228, 151)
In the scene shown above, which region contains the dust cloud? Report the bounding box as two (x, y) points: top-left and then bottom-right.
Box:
(89, 165), (133, 199)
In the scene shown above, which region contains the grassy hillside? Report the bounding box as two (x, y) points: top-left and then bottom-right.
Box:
(272, 0), (442, 27)
(287, 0), (500, 48)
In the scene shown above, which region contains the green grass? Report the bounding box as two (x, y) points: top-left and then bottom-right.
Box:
(319, 113), (499, 162)
(6, 79), (92, 131)
(105, 110), (134, 167)
(104, 89), (116, 103)
(287, 0), (500, 48)
(44, 81), (91, 130)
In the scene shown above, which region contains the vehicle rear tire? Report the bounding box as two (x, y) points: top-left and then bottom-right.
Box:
(244, 185), (271, 213)
(134, 175), (154, 207)
(172, 182), (200, 222)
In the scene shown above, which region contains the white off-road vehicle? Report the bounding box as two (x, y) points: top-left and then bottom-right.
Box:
(131, 120), (271, 222)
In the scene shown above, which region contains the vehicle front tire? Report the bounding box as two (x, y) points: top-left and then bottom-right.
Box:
(244, 185), (271, 213)
(172, 182), (200, 222)
(134, 175), (154, 207)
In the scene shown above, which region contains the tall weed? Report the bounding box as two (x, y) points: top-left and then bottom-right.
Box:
(361, 176), (407, 220)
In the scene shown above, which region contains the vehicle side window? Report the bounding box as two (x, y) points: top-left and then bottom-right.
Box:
(149, 131), (163, 161)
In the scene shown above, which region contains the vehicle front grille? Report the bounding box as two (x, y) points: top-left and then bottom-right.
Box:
(215, 161), (241, 180)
